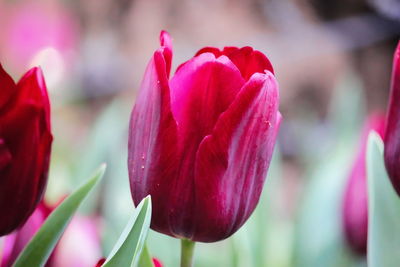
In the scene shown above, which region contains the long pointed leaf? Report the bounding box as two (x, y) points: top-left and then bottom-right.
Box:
(13, 164), (106, 267)
(367, 132), (400, 267)
(103, 196), (152, 267)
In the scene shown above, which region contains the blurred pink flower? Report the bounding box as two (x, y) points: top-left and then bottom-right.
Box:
(51, 216), (102, 267)
(0, 1), (78, 76)
(0, 203), (50, 266)
(0, 201), (101, 267)
(384, 42), (400, 197)
(342, 114), (385, 255)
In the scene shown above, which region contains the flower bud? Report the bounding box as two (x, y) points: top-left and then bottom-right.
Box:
(128, 31), (281, 242)
(384, 42), (400, 196)
(342, 114), (385, 254)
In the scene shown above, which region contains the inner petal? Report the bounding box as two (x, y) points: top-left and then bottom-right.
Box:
(195, 46), (274, 81)
(170, 52), (245, 147)
(167, 53), (245, 235)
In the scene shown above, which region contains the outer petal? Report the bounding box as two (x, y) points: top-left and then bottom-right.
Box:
(192, 71), (280, 242)
(0, 64), (16, 109)
(0, 139), (12, 169)
(167, 53), (245, 237)
(0, 67), (52, 236)
(159, 30), (172, 77)
(342, 114), (385, 255)
(195, 46), (274, 80)
(128, 32), (179, 236)
(384, 42), (400, 196)
(16, 68), (51, 132)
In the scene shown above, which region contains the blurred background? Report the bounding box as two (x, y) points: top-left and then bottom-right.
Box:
(1, 0), (400, 266)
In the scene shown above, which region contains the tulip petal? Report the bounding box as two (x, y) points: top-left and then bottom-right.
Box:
(159, 30), (172, 77)
(16, 67), (51, 131)
(0, 64), (16, 109)
(384, 42), (400, 196)
(195, 46), (274, 80)
(166, 53), (246, 237)
(128, 37), (178, 235)
(170, 53), (245, 143)
(0, 139), (12, 170)
(192, 71), (280, 242)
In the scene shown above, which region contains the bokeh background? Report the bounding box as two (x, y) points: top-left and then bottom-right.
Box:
(1, 0), (400, 266)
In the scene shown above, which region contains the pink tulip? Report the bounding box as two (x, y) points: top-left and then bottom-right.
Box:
(128, 31), (281, 242)
(384, 41), (400, 196)
(342, 114), (385, 254)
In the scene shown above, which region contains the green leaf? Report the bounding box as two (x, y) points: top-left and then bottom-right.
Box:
(103, 196), (152, 267)
(13, 164), (106, 267)
(367, 132), (400, 267)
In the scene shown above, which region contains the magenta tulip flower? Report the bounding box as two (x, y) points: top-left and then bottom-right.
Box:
(0, 64), (52, 236)
(342, 114), (385, 255)
(384, 42), (400, 196)
(128, 31), (281, 242)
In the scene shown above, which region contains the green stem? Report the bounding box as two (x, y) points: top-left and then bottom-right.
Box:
(180, 239), (196, 267)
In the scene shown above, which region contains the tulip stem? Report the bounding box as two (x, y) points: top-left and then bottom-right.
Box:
(180, 239), (195, 267)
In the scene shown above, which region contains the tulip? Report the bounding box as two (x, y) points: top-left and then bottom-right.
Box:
(128, 31), (281, 243)
(384, 42), (400, 196)
(342, 114), (385, 255)
(0, 64), (52, 236)
(0, 202), (102, 267)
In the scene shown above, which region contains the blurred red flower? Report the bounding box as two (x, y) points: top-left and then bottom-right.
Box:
(0, 64), (52, 236)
